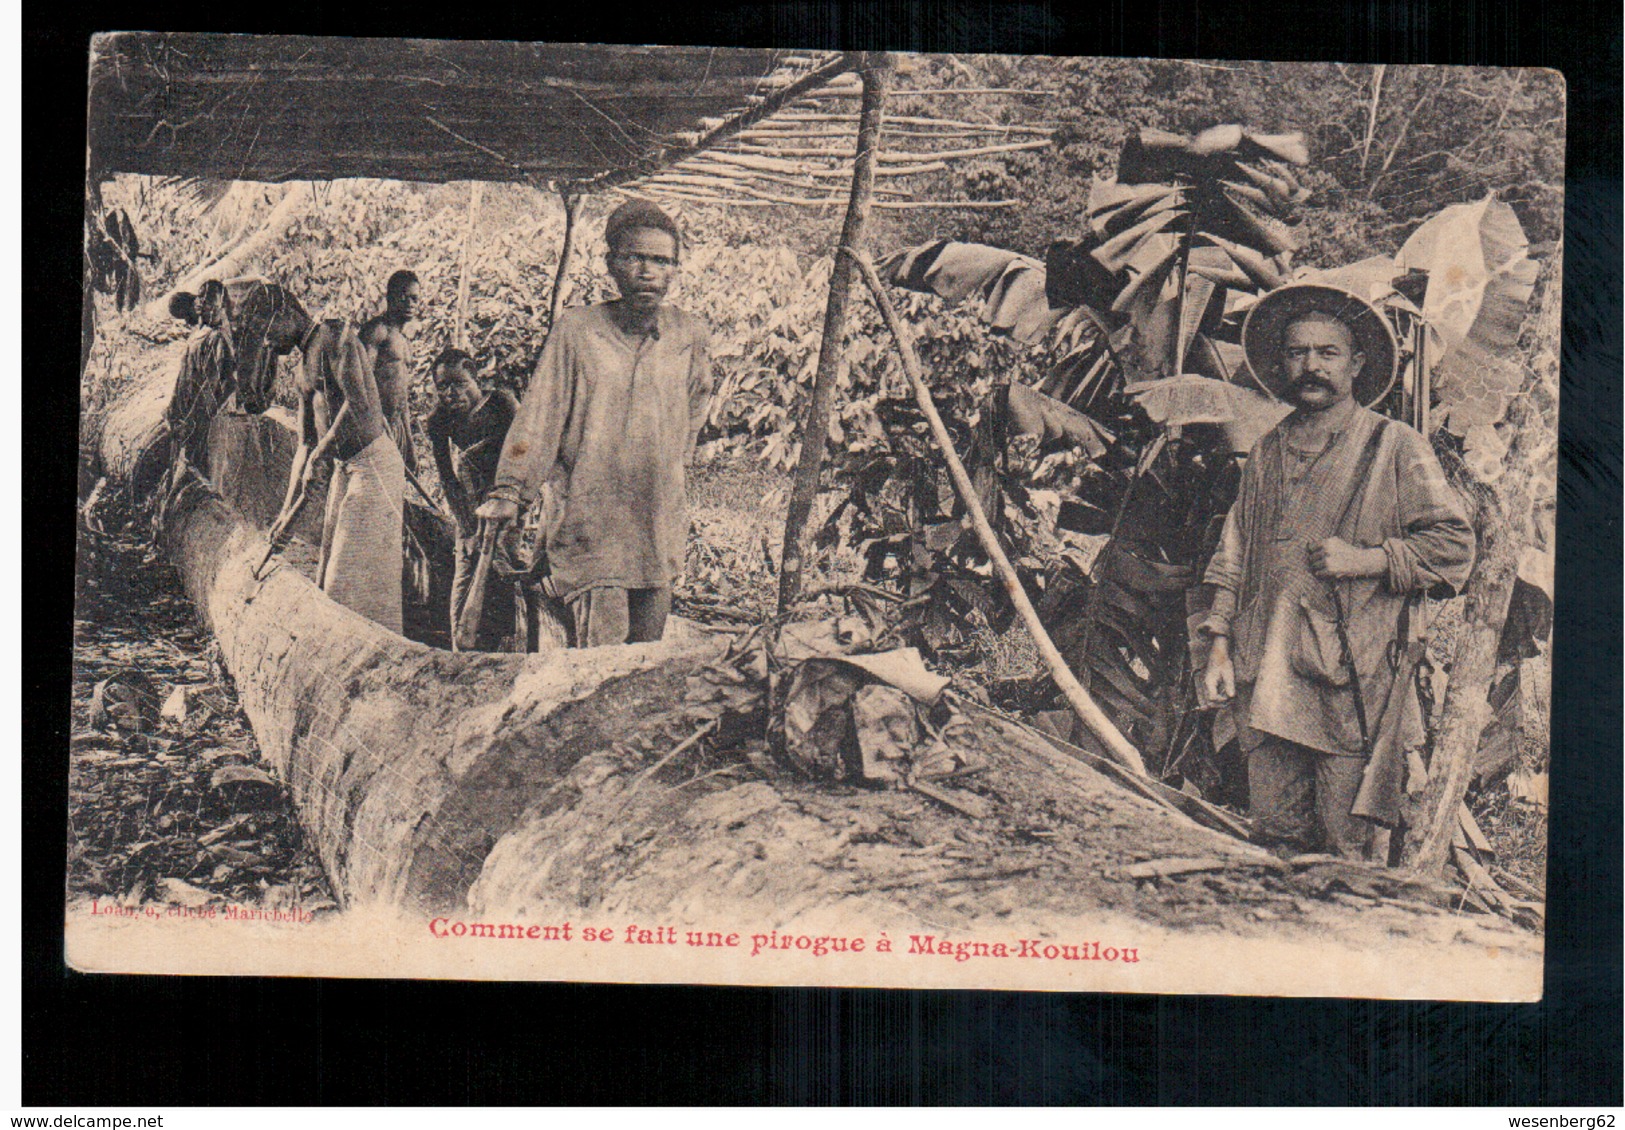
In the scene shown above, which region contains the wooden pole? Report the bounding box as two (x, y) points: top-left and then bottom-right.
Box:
(776, 54), (891, 613)
(851, 250), (1150, 778)
(548, 190), (579, 329)
(453, 181), (484, 350)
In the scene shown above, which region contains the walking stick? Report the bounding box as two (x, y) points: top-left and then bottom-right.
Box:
(453, 518), (500, 652)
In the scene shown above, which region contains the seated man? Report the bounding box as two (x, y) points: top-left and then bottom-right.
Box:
(476, 201), (714, 648)
(425, 348), (520, 650)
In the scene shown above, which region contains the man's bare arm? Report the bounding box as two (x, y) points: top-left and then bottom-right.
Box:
(278, 388), (319, 517)
(429, 426), (475, 536)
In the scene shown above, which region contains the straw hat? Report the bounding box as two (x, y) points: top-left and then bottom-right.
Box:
(1240, 283), (1399, 407)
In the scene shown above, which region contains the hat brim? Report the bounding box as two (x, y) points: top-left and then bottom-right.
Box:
(1240, 283), (1398, 407)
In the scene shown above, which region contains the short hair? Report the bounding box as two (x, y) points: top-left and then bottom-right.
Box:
(198, 279), (226, 304)
(168, 291), (198, 324)
(604, 200), (681, 255)
(431, 347), (476, 380)
(386, 269), (420, 302)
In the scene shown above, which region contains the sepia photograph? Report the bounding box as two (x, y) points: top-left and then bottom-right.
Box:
(67, 34), (1562, 997)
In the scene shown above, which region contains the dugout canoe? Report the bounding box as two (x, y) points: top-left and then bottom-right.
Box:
(90, 358), (1531, 961)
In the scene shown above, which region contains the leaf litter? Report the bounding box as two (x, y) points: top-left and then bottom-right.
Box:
(71, 503), (336, 919)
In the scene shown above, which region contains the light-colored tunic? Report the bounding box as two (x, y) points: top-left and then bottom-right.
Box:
(492, 303), (713, 601)
(1201, 403), (1475, 824)
(320, 434), (405, 635)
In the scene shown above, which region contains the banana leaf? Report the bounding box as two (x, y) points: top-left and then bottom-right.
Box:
(1394, 196), (1541, 435)
(1087, 178), (1184, 215)
(1109, 239), (1181, 316)
(1197, 233), (1288, 291)
(1123, 373), (1289, 452)
(1045, 235), (1122, 311)
(1006, 382), (1114, 458)
(877, 239), (1041, 305)
(1188, 260), (1254, 289)
(877, 240), (1058, 344)
(1293, 254), (1405, 303)
(1216, 188), (1297, 257)
(1092, 209), (1188, 275)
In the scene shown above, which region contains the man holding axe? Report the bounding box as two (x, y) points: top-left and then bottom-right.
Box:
(426, 348), (520, 651)
(261, 318), (405, 635)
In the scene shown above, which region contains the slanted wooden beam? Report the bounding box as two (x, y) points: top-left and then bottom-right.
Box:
(851, 251), (1149, 778)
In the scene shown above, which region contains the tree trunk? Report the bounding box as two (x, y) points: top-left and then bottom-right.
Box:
(93, 352), (1538, 947)
(105, 399), (726, 913)
(548, 190), (579, 329)
(1402, 397), (1541, 877)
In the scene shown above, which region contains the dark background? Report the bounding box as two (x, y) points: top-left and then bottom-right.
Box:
(25, 0), (1622, 1105)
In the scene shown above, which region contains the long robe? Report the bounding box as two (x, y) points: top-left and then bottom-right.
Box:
(492, 303), (713, 601)
(1201, 403), (1475, 825)
(320, 434), (405, 635)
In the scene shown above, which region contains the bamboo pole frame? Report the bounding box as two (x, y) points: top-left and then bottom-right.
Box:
(548, 191), (579, 328)
(776, 54), (891, 613)
(572, 52), (859, 195)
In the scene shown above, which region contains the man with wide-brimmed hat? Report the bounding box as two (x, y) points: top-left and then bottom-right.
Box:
(1199, 283), (1476, 859)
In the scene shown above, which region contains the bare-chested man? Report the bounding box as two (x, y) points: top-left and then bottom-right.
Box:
(358, 269), (423, 475)
(426, 348), (520, 649)
(275, 317), (405, 633)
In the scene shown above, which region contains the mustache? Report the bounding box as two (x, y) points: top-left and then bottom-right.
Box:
(1290, 375), (1335, 392)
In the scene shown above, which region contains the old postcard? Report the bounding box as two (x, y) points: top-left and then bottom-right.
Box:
(69, 35), (1559, 997)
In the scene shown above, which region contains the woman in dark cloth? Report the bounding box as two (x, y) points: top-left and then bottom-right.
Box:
(165, 280), (237, 470)
(169, 277), (313, 415)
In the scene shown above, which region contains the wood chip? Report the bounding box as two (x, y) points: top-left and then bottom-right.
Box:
(908, 779), (991, 820)
(1121, 856), (1243, 881)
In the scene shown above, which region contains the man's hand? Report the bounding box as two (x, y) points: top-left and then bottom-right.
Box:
(1201, 635), (1235, 709)
(1308, 536), (1387, 581)
(475, 495), (520, 524)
